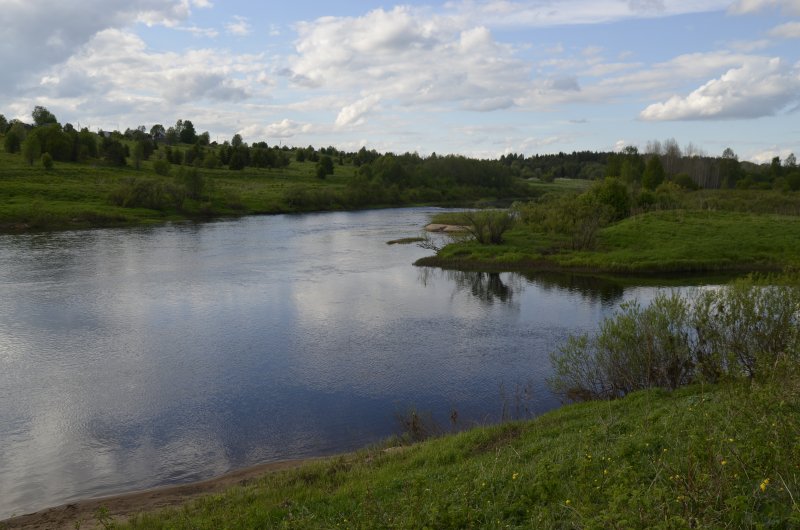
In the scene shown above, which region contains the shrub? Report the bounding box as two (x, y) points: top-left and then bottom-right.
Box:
(153, 157), (171, 176)
(462, 209), (515, 245)
(41, 152), (53, 170)
(549, 275), (800, 401)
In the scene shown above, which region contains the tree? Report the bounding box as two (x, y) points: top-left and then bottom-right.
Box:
(785, 153), (797, 169)
(316, 155), (334, 179)
(0, 114), (8, 134)
(3, 129), (22, 153)
(770, 156), (782, 179)
(150, 124), (165, 139)
(197, 131), (210, 146)
(642, 156), (665, 190)
(231, 133), (244, 148)
(228, 149), (246, 170)
(165, 127), (179, 145)
(22, 135), (42, 165)
(720, 148), (742, 188)
(100, 136), (127, 166)
(32, 106), (58, 127)
(179, 120), (197, 144)
(132, 141), (145, 170)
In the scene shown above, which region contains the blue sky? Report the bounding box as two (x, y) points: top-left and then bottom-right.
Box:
(1, 0), (798, 162)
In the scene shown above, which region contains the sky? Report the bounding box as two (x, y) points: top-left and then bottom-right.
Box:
(1, 0), (798, 162)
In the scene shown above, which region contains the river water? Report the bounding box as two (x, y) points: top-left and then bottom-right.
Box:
(0, 208), (702, 518)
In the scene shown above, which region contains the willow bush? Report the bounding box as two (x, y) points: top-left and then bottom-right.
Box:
(550, 275), (800, 401)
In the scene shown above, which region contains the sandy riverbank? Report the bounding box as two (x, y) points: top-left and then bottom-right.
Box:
(1, 457), (321, 530)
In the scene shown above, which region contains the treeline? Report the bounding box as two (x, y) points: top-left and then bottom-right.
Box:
(3, 107), (798, 194)
(285, 153), (524, 211)
(500, 140), (799, 192)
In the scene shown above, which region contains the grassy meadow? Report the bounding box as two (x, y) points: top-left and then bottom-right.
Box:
(0, 145), (363, 232)
(418, 187), (800, 274)
(93, 370), (800, 528)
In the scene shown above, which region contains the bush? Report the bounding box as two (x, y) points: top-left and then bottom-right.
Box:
(41, 152), (53, 170)
(108, 177), (177, 210)
(153, 157), (171, 176)
(462, 209), (515, 245)
(549, 275), (800, 401)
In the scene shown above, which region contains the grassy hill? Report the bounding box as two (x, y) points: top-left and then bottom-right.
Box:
(81, 371), (798, 528)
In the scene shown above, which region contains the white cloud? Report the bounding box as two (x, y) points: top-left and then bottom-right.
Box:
(0, 0), (211, 91)
(444, 0), (729, 27)
(225, 16), (252, 37)
(287, 7), (530, 115)
(747, 146), (797, 163)
(175, 25), (219, 38)
(17, 28), (269, 132)
(729, 0), (800, 14)
(769, 21), (800, 38)
(335, 95), (381, 128)
(240, 119), (314, 139)
(640, 57), (800, 120)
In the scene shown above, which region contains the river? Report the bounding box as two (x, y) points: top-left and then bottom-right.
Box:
(0, 208), (706, 518)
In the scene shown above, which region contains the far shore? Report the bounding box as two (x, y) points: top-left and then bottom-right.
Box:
(1, 456), (326, 530)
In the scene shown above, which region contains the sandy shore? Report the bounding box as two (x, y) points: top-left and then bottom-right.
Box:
(1, 457), (321, 529)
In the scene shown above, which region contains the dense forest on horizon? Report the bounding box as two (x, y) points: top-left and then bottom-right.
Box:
(2, 106), (799, 196)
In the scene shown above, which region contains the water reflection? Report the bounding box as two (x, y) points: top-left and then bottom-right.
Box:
(520, 272), (626, 307)
(418, 269), (521, 306)
(0, 208), (720, 519)
(418, 268), (626, 307)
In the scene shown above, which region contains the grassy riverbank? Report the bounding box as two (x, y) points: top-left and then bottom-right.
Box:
(0, 143), (541, 233)
(29, 370), (795, 528)
(0, 148), (360, 232)
(418, 210), (800, 273)
(417, 188), (800, 274)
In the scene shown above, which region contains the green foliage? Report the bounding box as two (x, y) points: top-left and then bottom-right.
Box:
(100, 136), (127, 166)
(152, 157), (171, 176)
(177, 167), (205, 200)
(316, 154), (334, 179)
(672, 172), (698, 190)
(41, 152), (53, 170)
(516, 184), (620, 250)
(462, 209), (515, 244)
(31, 105), (58, 127)
(0, 113), (8, 134)
(108, 177), (178, 210)
(3, 128), (22, 153)
(642, 156), (666, 190)
(21, 134), (41, 165)
(588, 177), (630, 220)
(550, 275), (800, 401)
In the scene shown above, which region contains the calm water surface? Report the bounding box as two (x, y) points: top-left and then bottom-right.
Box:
(0, 208), (700, 517)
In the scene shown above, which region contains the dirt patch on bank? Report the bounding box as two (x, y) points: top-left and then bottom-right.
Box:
(1, 458), (319, 530)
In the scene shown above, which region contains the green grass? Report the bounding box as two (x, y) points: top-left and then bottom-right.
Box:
(0, 146), (366, 231)
(114, 372), (799, 528)
(420, 209), (800, 274)
(526, 177), (593, 194)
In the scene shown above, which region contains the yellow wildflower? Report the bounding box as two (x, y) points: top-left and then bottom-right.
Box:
(760, 478), (770, 492)
(512, 473), (519, 480)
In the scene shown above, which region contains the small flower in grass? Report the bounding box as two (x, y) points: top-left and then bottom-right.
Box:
(565, 499), (571, 506)
(512, 473), (519, 480)
(720, 460), (728, 466)
(760, 478), (770, 492)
